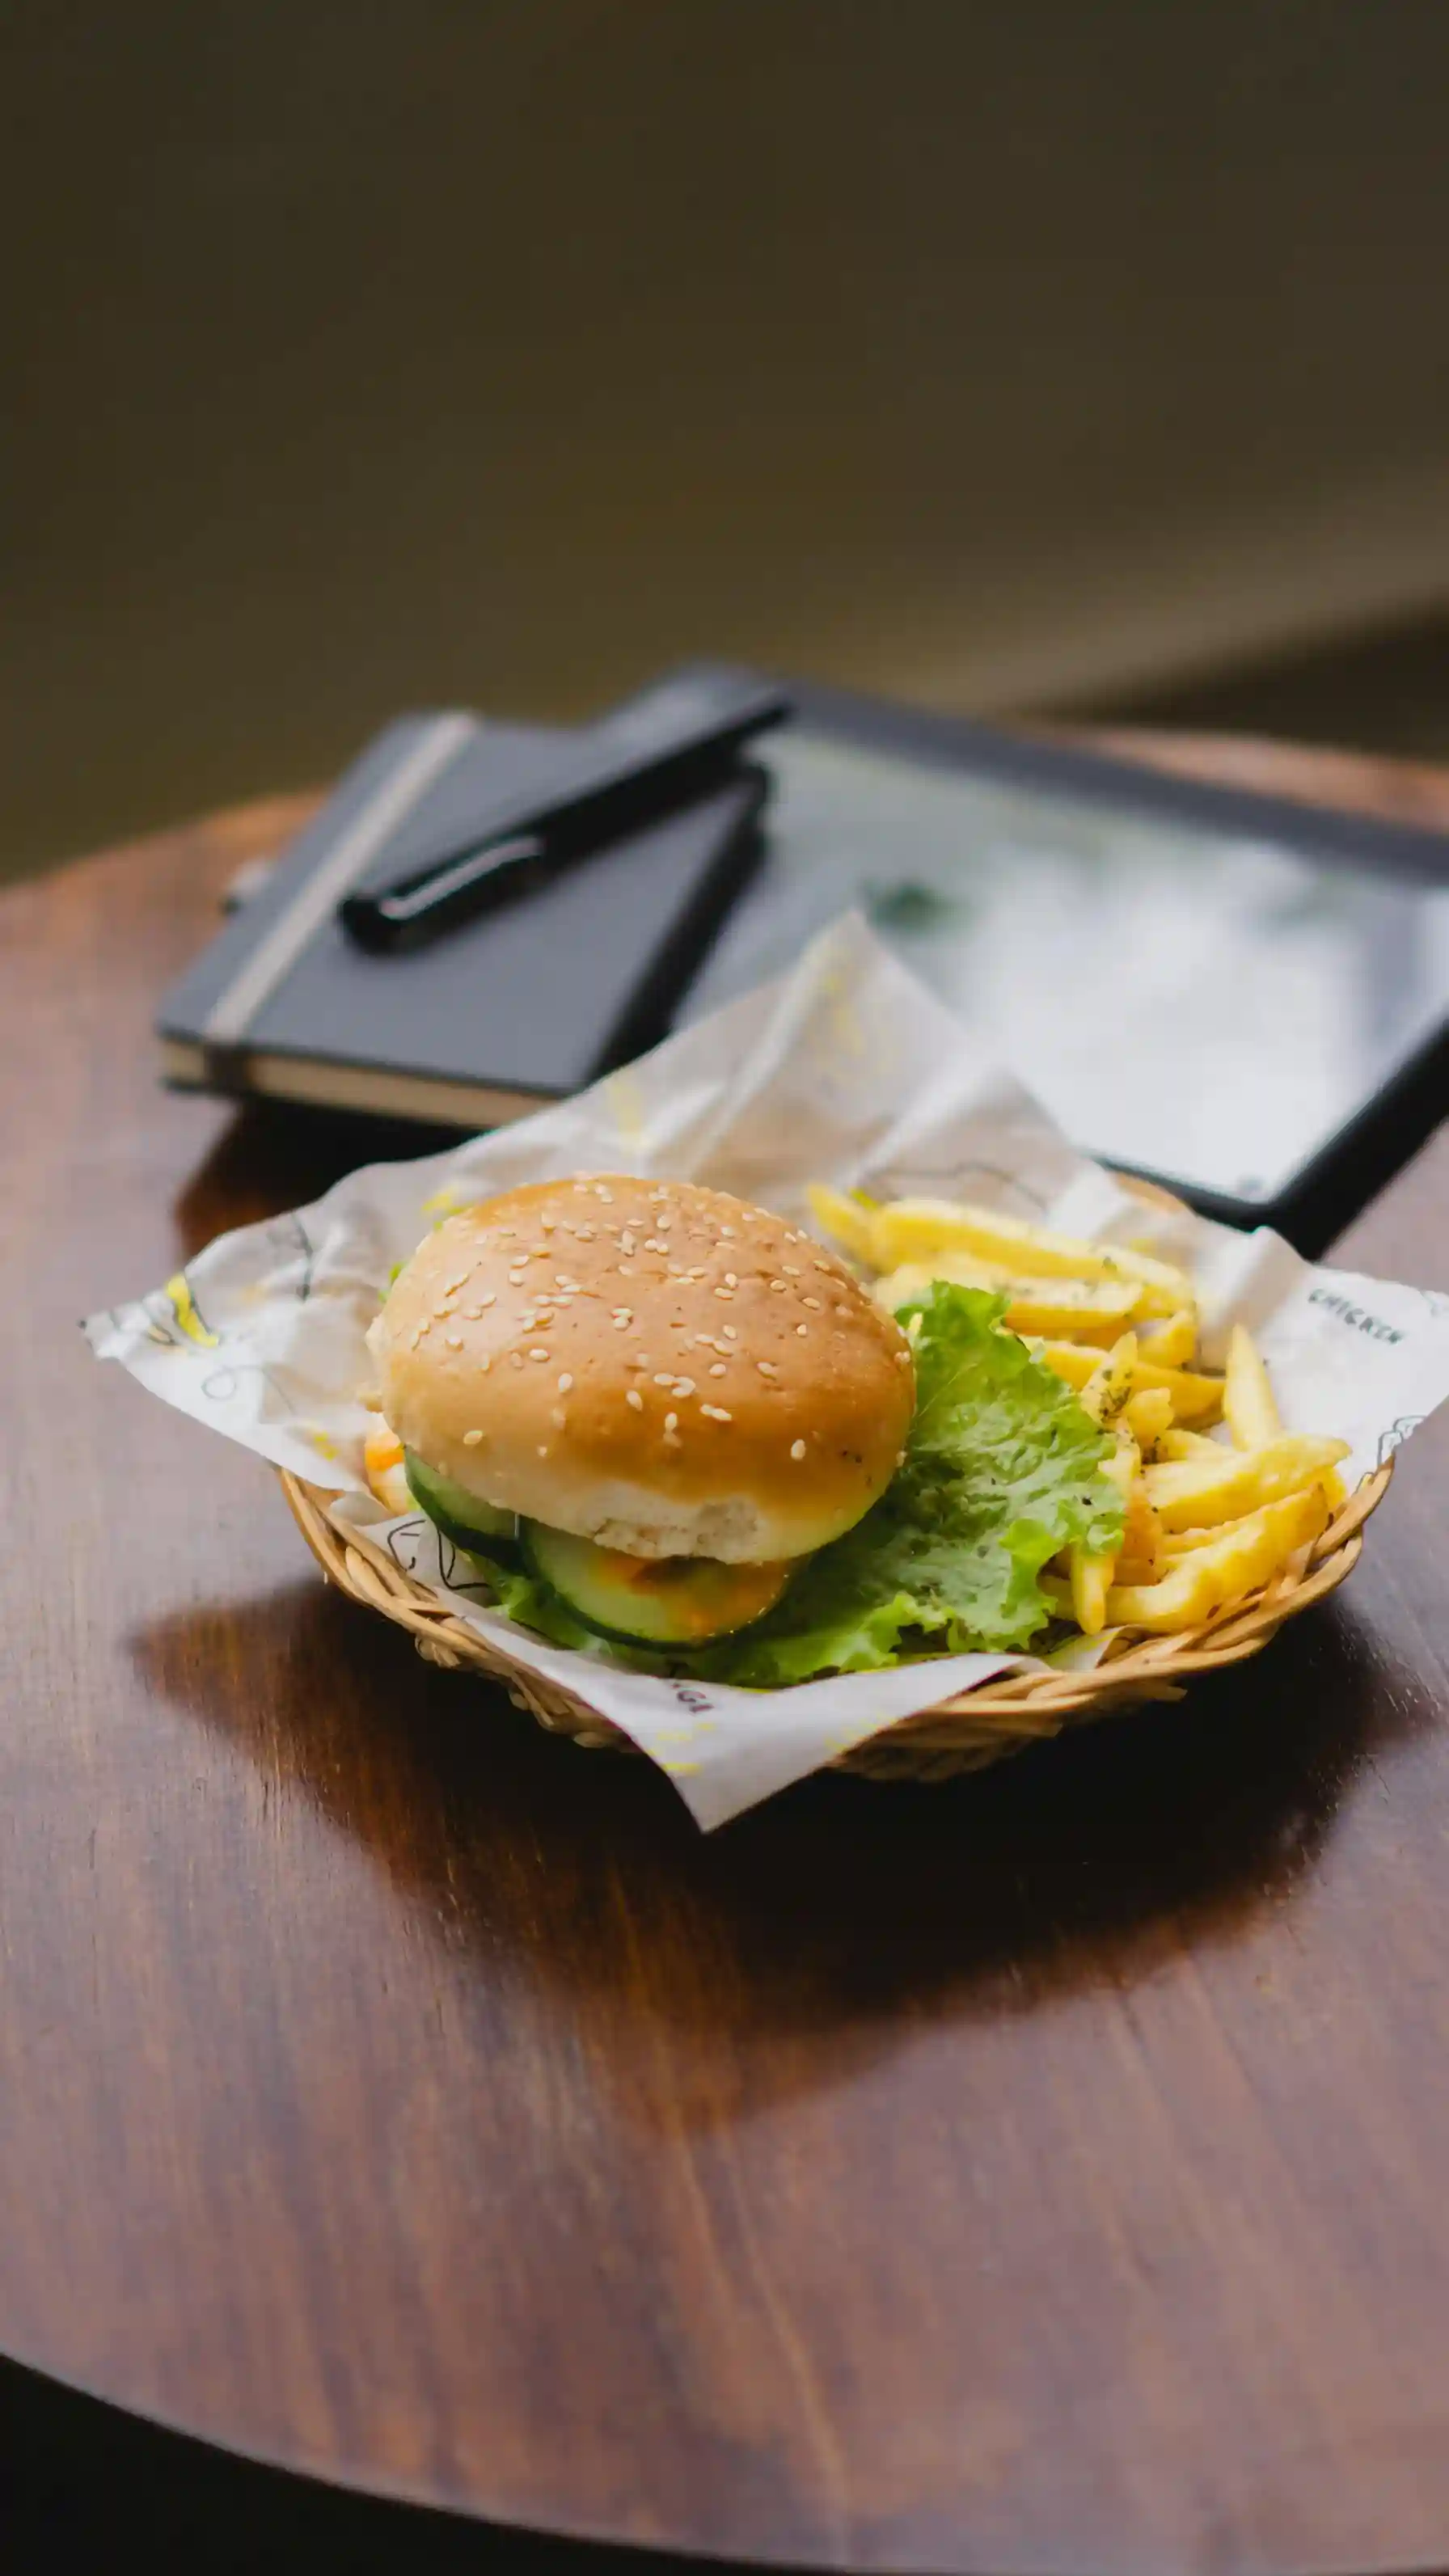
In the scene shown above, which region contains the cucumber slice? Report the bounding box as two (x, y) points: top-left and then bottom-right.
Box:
(404, 1449), (517, 1550)
(522, 1522), (790, 1646)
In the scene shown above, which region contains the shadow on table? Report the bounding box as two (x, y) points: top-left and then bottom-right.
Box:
(130, 1559), (1431, 2131)
(0, 2352), (719, 2576)
(173, 1101), (461, 1256)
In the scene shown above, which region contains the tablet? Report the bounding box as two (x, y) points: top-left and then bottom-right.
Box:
(678, 682), (1449, 1248)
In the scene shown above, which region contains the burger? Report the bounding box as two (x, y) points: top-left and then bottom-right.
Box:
(365, 1175), (916, 1647)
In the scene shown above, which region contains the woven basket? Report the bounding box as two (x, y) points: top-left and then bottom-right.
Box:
(280, 1456), (1392, 1782)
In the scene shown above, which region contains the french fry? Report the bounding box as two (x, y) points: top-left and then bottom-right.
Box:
(1121, 1473), (1165, 1582)
(805, 1182), (877, 1267)
(1136, 1309), (1197, 1367)
(875, 1258), (1142, 1340)
(1156, 1426), (1227, 1460)
(364, 1414), (412, 1514)
(1223, 1323), (1281, 1451)
(1123, 1386), (1174, 1455)
(1113, 1556), (1159, 1586)
(1069, 1548), (1114, 1636)
(1027, 1339), (1097, 1389)
(1104, 1484), (1329, 1632)
(1143, 1432), (1350, 1531)
(1162, 1509), (1273, 1558)
(1030, 1339), (1223, 1425)
(864, 1199), (1195, 1320)
(980, 1276), (1144, 1339)
(1067, 1426), (1139, 1635)
(1134, 1358), (1223, 1426)
(1079, 1332), (1138, 1427)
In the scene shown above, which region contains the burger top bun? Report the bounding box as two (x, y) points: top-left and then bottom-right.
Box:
(368, 1175), (915, 1561)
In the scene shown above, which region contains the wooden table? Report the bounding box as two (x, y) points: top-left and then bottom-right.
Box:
(2, 739), (1447, 2575)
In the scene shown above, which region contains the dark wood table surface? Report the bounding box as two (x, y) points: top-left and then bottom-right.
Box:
(2, 737), (1448, 2575)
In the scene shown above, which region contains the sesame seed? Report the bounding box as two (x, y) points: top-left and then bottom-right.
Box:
(720, 1224), (736, 1238)
(769, 1281), (787, 1294)
(557, 1372), (573, 1393)
(416, 1317), (432, 1334)
(712, 1286), (733, 1300)
(796, 1324), (809, 1337)
(700, 1404), (733, 1423)
(620, 1234), (636, 1256)
(896, 1449), (907, 1466)
(551, 1406), (567, 1429)
(664, 1411), (678, 1431)
(791, 1439), (807, 1462)
(782, 1263), (801, 1277)
(409, 1328), (421, 1349)
(575, 1227), (594, 1242)
(529, 1347), (550, 1362)
(653, 1373), (675, 1387)
(721, 1325), (737, 1340)
(657, 1212), (673, 1231)
(895, 1348), (912, 1366)
(802, 1296), (822, 1310)
(444, 1272), (468, 1293)
(479, 1290), (497, 1308)
(674, 1376), (696, 1396)
(813, 1261), (832, 1274)
(463, 1428), (484, 1446)
(709, 1362), (728, 1377)
(541, 1216), (556, 1232)
(626, 1388), (644, 1411)
(479, 1357), (491, 1372)
(596, 1185), (614, 1202)
(757, 1360), (778, 1378)
(612, 1312), (632, 1331)
(537, 1444), (549, 1458)
(617, 1264), (635, 1280)
(663, 1429), (682, 1450)
(724, 1271), (737, 1287)
(445, 1332), (463, 1349)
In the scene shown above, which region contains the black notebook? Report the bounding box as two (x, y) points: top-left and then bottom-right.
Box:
(161, 669), (1449, 1245)
(159, 712), (765, 1128)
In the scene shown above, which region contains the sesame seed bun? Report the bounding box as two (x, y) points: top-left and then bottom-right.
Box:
(366, 1175), (915, 1561)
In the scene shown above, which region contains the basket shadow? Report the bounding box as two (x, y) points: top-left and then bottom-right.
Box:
(128, 1565), (1429, 2132)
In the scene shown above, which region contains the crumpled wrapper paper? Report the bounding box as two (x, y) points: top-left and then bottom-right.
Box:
(87, 915), (1449, 1828)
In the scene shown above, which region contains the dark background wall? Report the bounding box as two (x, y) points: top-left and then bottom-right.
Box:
(8, 0), (1449, 876)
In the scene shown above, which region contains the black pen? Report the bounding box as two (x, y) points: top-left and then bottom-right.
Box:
(341, 667), (790, 952)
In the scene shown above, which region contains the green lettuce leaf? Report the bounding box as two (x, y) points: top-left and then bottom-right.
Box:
(456, 1285), (1123, 1685)
(696, 1283), (1123, 1683)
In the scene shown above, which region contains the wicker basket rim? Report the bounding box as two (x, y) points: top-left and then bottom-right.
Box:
(279, 1453), (1393, 1780)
